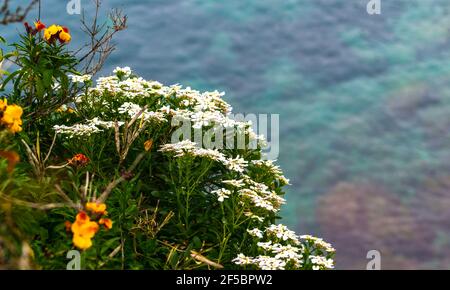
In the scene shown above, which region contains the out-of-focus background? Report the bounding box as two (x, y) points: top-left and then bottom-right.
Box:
(3, 0), (450, 269)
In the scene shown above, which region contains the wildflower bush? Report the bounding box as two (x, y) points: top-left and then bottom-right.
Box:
(0, 19), (335, 270)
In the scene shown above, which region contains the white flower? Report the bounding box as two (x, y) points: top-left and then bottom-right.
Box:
(300, 235), (336, 253)
(118, 102), (166, 123)
(159, 141), (227, 162)
(232, 254), (254, 265)
(222, 179), (245, 188)
(222, 156), (248, 173)
(239, 189), (280, 213)
(159, 140), (198, 157)
(266, 224), (300, 244)
(253, 256), (286, 270)
(247, 228), (264, 239)
(256, 241), (274, 251)
(271, 244), (302, 261)
(113, 66), (132, 78)
(211, 188), (231, 202)
(194, 148), (226, 161)
(69, 74), (92, 83)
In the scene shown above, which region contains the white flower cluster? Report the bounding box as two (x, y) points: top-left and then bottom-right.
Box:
(222, 156), (248, 173)
(247, 228), (264, 239)
(310, 256), (334, 270)
(53, 123), (101, 138)
(113, 66), (132, 78)
(69, 74), (92, 83)
(233, 242), (300, 270)
(159, 140), (223, 161)
(233, 224), (334, 270)
(54, 118), (123, 138)
(90, 74), (163, 100)
(238, 177), (286, 213)
(118, 102), (166, 123)
(266, 224), (300, 244)
(158, 141), (251, 172)
(84, 70), (265, 146)
(300, 235), (336, 254)
(251, 160), (290, 185)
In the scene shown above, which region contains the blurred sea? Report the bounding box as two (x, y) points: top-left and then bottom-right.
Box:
(3, 0), (450, 269)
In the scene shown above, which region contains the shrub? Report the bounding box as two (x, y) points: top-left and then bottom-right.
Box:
(0, 18), (334, 270)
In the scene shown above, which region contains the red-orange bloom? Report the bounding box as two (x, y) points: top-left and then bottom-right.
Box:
(68, 153), (90, 167)
(34, 20), (46, 32)
(99, 218), (113, 230)
(64, 221), (72, 232)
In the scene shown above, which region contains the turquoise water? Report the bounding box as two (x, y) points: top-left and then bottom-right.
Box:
(3, 0), (450, 269)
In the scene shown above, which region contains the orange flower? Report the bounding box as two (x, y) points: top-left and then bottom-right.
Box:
(71, 212), (99, 250)
(68, 153), (89, 167)
(144, 139), (153, 152)
(0, 150), (20, 173)
(64, 221), (72, 232)
(86, 202), (107, 215)
(99, 218), (113, 230)
(34, 20), (46, 32)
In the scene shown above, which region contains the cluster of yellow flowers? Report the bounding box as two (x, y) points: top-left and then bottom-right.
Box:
(24, 20), (71, 44)
(68, 202), (113, 250)
(43, 23), (71, 43)
(0, 99), (23, 134)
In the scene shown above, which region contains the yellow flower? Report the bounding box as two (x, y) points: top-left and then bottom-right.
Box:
(59, 31), (71, 43)
(86, 202), (107, 215)
(44, 24), (61, 41)
(73, 234), (93, 250)
(71, 212), (99, 250)
(1, 104), (23, 134)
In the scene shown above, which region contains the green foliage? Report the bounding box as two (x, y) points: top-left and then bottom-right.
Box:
(1, 31), (79, 123)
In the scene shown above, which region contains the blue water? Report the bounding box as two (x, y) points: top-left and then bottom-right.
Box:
(3, 0), (450, 269)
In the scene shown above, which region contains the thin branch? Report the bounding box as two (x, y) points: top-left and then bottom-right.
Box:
(97, 152), (146, 203)
(1, 195), (74, 211)
(0, 0), (39, 25)
(77, 1), (127, 75)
